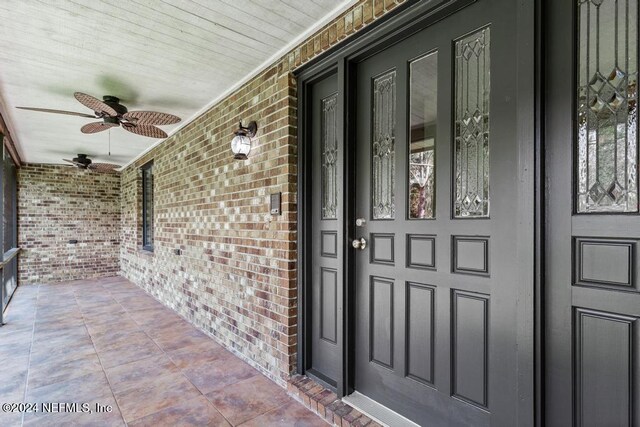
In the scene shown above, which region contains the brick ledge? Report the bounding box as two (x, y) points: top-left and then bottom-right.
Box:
(287, 374), (384, 427)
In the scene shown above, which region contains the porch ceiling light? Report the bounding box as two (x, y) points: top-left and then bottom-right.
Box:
(231, 120), (258, 160)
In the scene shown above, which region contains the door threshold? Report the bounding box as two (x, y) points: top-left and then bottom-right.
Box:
(342, 392), (420, 427)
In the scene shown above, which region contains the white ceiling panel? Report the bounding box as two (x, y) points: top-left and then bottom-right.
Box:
(0, 0), (349, 165)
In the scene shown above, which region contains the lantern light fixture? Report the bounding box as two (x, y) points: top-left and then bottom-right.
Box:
(231, 120), (258, 160)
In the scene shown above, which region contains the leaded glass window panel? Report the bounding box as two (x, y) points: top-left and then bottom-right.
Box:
(577, 0), (638, 213)
(321, 93), (338, 219)
(409, 52), (438, 219)
(454, 27), (491, 218)
(372, 70), (397, 220)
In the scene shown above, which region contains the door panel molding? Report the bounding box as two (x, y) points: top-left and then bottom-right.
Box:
(451, 289), (490, 409)
(370, 233), (395, 265)
(574, 308), (637, 427)
(406, 234), (437, 270)
(369, 276), (395, 369)
(574, 237), (638, 291)
(320, 231), (338, 258)
(405, 281), (436, 385)
(320, 267), (338, 344)
(452, 235), (490, 276)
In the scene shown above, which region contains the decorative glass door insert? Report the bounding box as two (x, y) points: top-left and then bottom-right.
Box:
(454, 27), (491, 218)
(577, 0), (638, 213)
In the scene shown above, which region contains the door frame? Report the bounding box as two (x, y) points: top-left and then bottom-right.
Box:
(296, 0), (540, 424)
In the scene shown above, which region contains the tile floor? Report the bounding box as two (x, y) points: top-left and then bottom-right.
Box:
(0, 276), (327, 426)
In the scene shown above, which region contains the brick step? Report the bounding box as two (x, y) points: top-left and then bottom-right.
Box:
(288, 374), (385, 427)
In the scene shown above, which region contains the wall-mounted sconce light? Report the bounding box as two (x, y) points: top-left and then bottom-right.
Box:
(231, 120), (258, 160)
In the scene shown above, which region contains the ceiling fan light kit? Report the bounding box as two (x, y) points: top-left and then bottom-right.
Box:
(17, 92), (181, 139)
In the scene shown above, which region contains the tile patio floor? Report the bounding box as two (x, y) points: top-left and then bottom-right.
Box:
(0, 276), (327, 426)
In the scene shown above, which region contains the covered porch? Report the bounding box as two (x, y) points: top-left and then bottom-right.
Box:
(0, 276), (330, 426)
(1, 0), (638, 425)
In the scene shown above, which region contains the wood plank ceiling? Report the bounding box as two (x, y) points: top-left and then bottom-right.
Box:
(0, 0), (348, 165)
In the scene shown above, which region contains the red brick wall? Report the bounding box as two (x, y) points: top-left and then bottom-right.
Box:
(120, 0), (406, 384)
(18, 164), (120, 284)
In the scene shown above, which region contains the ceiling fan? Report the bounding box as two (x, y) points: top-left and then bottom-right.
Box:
(64, 154), (120, 173)
(17, 92), (181, 138)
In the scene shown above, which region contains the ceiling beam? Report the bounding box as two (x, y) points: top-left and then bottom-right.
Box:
(0, 113), (21, 167)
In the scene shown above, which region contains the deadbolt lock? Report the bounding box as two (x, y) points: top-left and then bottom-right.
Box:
(352, 237), (367, 250)
(356, 218), (366, 227)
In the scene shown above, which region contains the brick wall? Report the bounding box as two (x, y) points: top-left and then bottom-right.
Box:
(18, 164), (120, 284)
(120, 0), (406, 385)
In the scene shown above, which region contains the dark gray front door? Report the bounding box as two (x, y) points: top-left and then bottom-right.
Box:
(545, 1), (640, 425)
(353, 0), (524, 424)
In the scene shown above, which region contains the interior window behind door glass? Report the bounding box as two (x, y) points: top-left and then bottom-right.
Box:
(577, 0), (638, 213)
(409, 52), (438, 219)
(454, 27), (491, 218)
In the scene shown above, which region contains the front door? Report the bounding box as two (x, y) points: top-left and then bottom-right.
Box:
(352, 0), (525, 424)
(545, 1), (640, 425)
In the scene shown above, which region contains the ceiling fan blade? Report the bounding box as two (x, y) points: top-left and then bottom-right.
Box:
(122, 123), (167, 138)
(81, 121), (118, 134)
(74, 92), (118, 117)
(63, 158), (86, 168)
(123, 111), (181, 125)
(89, 162), (121, 172)
(16, 106), (96, 119)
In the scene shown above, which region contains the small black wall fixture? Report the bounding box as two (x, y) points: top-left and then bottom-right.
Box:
(231, 120), (258, 160)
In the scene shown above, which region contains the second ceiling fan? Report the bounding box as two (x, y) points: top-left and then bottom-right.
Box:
(17, 92), (181, 138)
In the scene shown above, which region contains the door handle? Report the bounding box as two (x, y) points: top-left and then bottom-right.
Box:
(352, 237), (367, 250)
